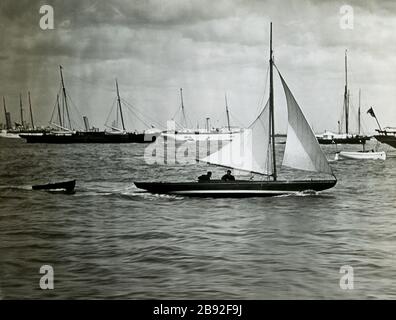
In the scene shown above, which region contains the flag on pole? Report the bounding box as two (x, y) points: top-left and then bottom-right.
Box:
(367, 107), (376, 118)
(367, 106), (382, 130)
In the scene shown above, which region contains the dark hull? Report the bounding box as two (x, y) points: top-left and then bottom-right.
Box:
(374, 135), (396, 148)
(20, 131), (157, 144)
(32, 180), (76, 192)
(134, 180), (337, 198)
(317, 136), (370, 145)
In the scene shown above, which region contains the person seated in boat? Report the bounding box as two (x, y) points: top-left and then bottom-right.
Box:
(198, 171), (212, 181)
(221, 170), (235, 181)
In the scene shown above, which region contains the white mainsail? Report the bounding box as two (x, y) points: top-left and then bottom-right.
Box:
(278, 70), (333, 175)
(199, 100), (273, 175)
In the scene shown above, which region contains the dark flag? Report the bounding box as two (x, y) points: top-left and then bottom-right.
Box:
(367, 107), (376, 118)
(367, 106), (382, 130)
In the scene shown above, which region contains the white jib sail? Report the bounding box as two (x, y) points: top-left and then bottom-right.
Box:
(278, 71), (333, 175)
(199, 100), (273, 175)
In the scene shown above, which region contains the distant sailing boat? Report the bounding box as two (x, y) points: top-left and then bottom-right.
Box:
(335, 90), (386, 160)
(21, 67), (159, 144)
(0, 93), (47, 139)
(162, 88), (242, 143)
(0, 96), (19, 139)
(135, 24), (337, 197)
(317, 51), (370, 145)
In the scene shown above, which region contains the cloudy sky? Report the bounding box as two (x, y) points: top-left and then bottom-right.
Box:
(1, 0), (396, 133)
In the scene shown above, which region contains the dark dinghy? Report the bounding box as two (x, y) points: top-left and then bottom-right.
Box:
(32, 180), (76, 193)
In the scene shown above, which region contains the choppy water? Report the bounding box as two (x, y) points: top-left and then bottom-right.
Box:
(0, 137), (396, 299)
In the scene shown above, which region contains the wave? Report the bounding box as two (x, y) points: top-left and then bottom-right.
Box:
(275, 190), (319, 198)
(74, 184), (184, 200)
(0, 185), (32, 191)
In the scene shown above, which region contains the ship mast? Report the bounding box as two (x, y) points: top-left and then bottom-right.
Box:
(269, 22), (277, 181)
(57, 94), (63, 128)
(3, 96), (7, 129)
(225, 93), (231, 131)
(344, 50), (349, 134)
(28, 91), (34, 129)
(358, 88), (361, 135)
(180, 88), (187, 128)
(60, 66), (72, 129)
(115, 79), (126, 131)
(19, 93), (24, 128)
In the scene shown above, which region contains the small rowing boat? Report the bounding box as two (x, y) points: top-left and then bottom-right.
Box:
(334, 151), (386, 160)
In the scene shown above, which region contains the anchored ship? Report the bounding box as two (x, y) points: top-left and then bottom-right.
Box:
(162, 89), (243, 143)
(317, 51), (370, 145)
(20, 67), (160, 144)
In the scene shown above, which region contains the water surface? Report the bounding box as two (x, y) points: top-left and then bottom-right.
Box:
(0, 138), (395, 299)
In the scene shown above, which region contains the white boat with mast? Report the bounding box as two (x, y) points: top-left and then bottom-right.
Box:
(161, 88), (243, 143)
(135, 23), (337, 197)
(334, 90), (386, 160)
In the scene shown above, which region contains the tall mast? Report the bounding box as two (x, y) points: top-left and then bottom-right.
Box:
(225, 93), (231, 131)
(28, 91), (34, 129)
(3, 96), (6, 128)
(57, 94), (63, 127)
(19, 93), (24, 127)
(358, 88), (361, 135)
(269, 22), (277, 181)
(60, 66), (72, 129)
(180, 88), (187, 128)
(115, 79), (125, 131)
(344, 50), (349, 134)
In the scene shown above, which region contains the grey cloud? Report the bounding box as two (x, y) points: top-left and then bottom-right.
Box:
(1, 0), (396, 132)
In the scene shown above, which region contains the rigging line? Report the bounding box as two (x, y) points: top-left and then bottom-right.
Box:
(104, 98), (118, 128)
(119, 101), (153, 128)
(49, 97), (57, 124)
(228, 110), (247, 128)
(184, 113), (194, 129)
(125, 108), (152, 128)
(120, 98), (166, 129)
(49, 84), (63, 124)
(169, 118), (185, 130)
(171, 104), (193, 128)
(171, 111), (179, 121)
(64, 92), (84, 130)
(255, 62), (270, 117)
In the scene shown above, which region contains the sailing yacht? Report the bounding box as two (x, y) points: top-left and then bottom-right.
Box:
(334, 91), (386, 161)
(135, 24), (337, 197)
(20, 67), (160, 144)
(161, 89), (243, 143)
(316, 51), (370, 145)
(0, 94), (47, 139)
